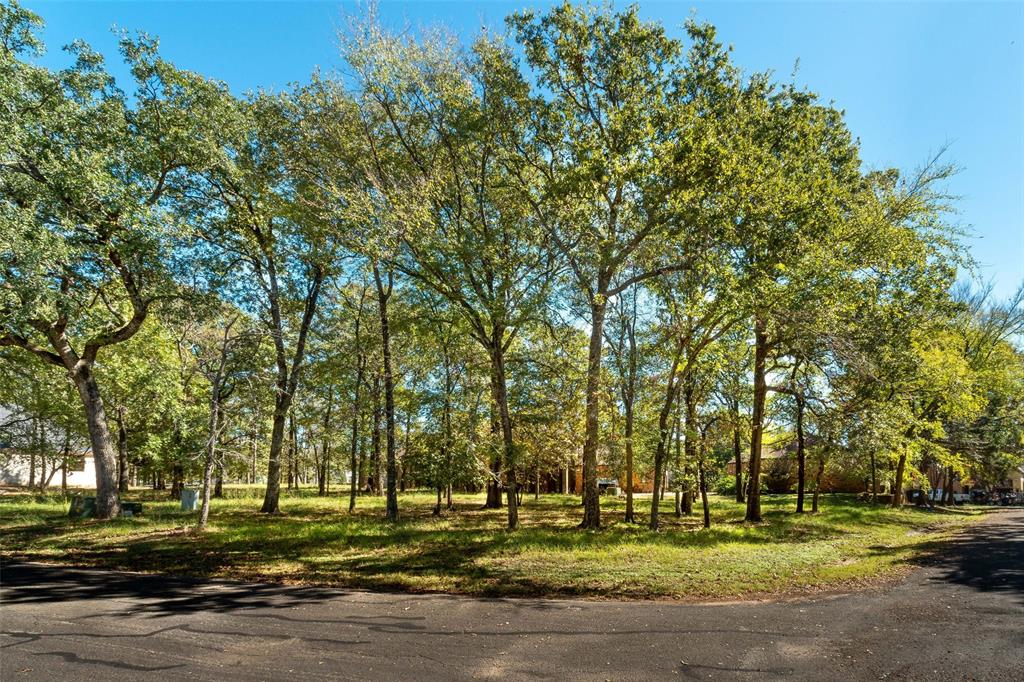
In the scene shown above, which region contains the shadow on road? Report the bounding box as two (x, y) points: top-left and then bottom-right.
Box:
(912, 510), (1024, 603)
(0, 561), (355, 617)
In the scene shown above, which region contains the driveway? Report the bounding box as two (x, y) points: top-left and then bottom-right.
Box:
(2, 508), (1022, 681)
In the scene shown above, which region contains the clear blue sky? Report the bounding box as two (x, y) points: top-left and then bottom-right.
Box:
(25, 1), (1024, 299)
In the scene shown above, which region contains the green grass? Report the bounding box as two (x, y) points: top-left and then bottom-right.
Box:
(0, 487), (984, 600)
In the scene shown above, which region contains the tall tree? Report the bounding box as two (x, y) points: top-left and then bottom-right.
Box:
(1, 5), (229, 517)
(509, 8), (730, 527)
(192, 91), (335, 514)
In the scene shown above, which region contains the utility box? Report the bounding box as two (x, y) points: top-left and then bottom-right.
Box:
(68, 495), (95, 518)
(120, 502), (143, 517)
(180, 488), (199, 511)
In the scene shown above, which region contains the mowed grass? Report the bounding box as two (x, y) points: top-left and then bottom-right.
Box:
(0, 487), (983, 599)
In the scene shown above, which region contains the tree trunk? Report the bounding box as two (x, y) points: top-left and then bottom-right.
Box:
(745, 316), (769, 522)
(371, 375), (382, 495)
(623, 398), (635, 522)
(60, 430), (70, 494)
(319, 388), (333, 498)
(682, 379), (696, 517)
(534, 458), (540, 500)
(259, 259), (323, 514)
(795, 395), (806, 513)
(699, 457), (711, 529)
(812, 454), (826, 513)
(374, 263), (399, 523)
(892, 448), (908, 508)
(490, 341), (518, 530)
(286, 413), (297, 492)
(28, 427), (36, 488)
(485, 388), (503, 509)
(649, 344), (683, 531)
(214, 459), (224, 498)
(348, 357), (364, 512)
(733, 408), (744, 503)
(72, 367), (120, 519)
(116, 406), (129, 494)
(259, 396), (289, 513)
(870, 451), (879, 503)
(580, 297), (608, 529)
(198, 397), (221, 531)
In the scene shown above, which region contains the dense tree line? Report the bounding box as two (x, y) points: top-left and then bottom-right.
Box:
(2, 1), (1022, 527)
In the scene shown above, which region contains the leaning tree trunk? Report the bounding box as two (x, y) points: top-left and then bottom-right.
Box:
(580, 296), (608, 529)
(72, 367), (120, 519)
(259, 395), (289, 513)
(649, 348), (683, 531)
(745, 316), (769, 522)
(198, 396), (221, 531)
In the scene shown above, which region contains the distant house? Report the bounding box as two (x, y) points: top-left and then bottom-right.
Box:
(0, 450), (97, 488)
(727, 444), (863, 494)
(998, 465), (1024, 493)
(572, 464), (657, 494)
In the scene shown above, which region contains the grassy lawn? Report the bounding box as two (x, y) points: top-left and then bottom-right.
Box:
(0, 487), (984, 600)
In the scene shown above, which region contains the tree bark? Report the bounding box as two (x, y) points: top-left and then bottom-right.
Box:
(198, 400), (220, 531)
(260, 398), (288, 513)
(580, 297), (608, 529)
(116, 406), (129, 494)
(371, 374), (382, 495)
(892, 448), (908, 508)
(259, 259), (324, 514)
(682, 379), (696, 516)
(489, 339), (519, 529)
(745, 316), (769, 522)
(348, 355), (365, 513)
(699, 456), (711, 529)
(72, 367), (120, 519)
(733, 405), (744, 503)
(318, 387), (333, 497)
(649, 342), (683, 531)
(795, 395), (806, 513)
(869, 451), (878, 503)
(374, 263), (399, 523)
(624, 398), (635, 522)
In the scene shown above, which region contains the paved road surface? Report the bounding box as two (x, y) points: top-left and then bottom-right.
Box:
(2, 509), (1022, 681)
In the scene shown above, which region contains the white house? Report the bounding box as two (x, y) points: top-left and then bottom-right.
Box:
(0, 451), (98, 488)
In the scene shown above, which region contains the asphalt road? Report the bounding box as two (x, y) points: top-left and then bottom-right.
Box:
(2, 509), (1022, 681)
